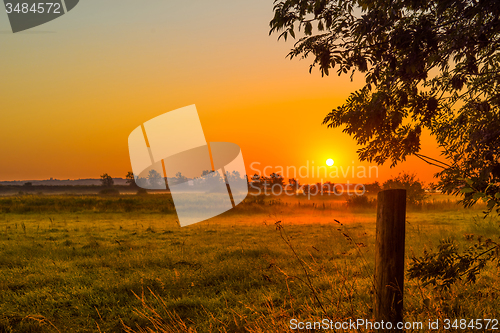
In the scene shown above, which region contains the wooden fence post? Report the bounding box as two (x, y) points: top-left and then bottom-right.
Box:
(375, 189), (406, 331)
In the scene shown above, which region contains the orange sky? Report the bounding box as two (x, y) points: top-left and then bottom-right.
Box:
(0, 0), (444, 185)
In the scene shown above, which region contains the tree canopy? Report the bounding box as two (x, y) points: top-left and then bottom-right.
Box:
(270, 0), (500, 214)
(383, 172), (426, 206)
(100, 173), (114, 188)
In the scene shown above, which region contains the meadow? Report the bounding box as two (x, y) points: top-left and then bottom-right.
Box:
(0, 192), (498, 332)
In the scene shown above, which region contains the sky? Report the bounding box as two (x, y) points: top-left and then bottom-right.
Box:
(0, 0), (445, 184)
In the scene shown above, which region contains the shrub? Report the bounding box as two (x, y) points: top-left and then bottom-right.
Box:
(383, 172), (426, 206)
(346, 195), (376, 208)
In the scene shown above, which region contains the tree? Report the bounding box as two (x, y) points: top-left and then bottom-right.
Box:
(173, 172), (188, 184)
(364, 181), (381, 194)
(148, 170), (164, 189)
(287, 178), (299, 193)
(125, 171), (137, 188)
(322, 181), (334, 193)
(203, 171), (226, 193)
(269, 173), (285, 187)
(250, 174), (263, 190)
(100, 173), (114, 188)
(383, 172), (426, 206)
(226, 170), (242, 183)
(135, 177), (148, 189)
(270, 0), (500, 215)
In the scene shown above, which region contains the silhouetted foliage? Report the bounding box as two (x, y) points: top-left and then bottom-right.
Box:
(428, 182), (438, 193)
(170, 172), (188, 186)
(286, 178), (299, 193)
(250, 174), (263, 190)
(200, 170), (226, 193)
(268, 173), (285, 187)
(364, 181), (381, 194)
(136, 177), (148, 189)
(408, 238), (499, 290)
(346, 195), (376, 208)
(100, 173), (114, 188)
(225, 171), (240, 183)
(321, 181), (336, 194)
(270, 0), (500, 215)
(147, 170), (164, 189)
(126, 171), (137, 188)
(383, 172), (426, 206)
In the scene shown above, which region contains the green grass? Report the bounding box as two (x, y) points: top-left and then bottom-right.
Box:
(0, 194), (498, 332)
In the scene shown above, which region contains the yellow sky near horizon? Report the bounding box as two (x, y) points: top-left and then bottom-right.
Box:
(0, 0), (445, 185)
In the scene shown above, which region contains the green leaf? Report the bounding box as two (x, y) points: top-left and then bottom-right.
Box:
(460, 187), (474, 194)
(473, 192), (485, 200)
(487, 199), (496, 210)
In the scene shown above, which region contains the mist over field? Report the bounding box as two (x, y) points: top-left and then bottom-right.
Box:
(0, 186), (498, 332)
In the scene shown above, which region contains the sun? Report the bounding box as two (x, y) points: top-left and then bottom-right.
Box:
(326, 158), (334, 166)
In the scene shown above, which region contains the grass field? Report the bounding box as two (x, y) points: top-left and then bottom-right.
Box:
(0, 193), (498, 332)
